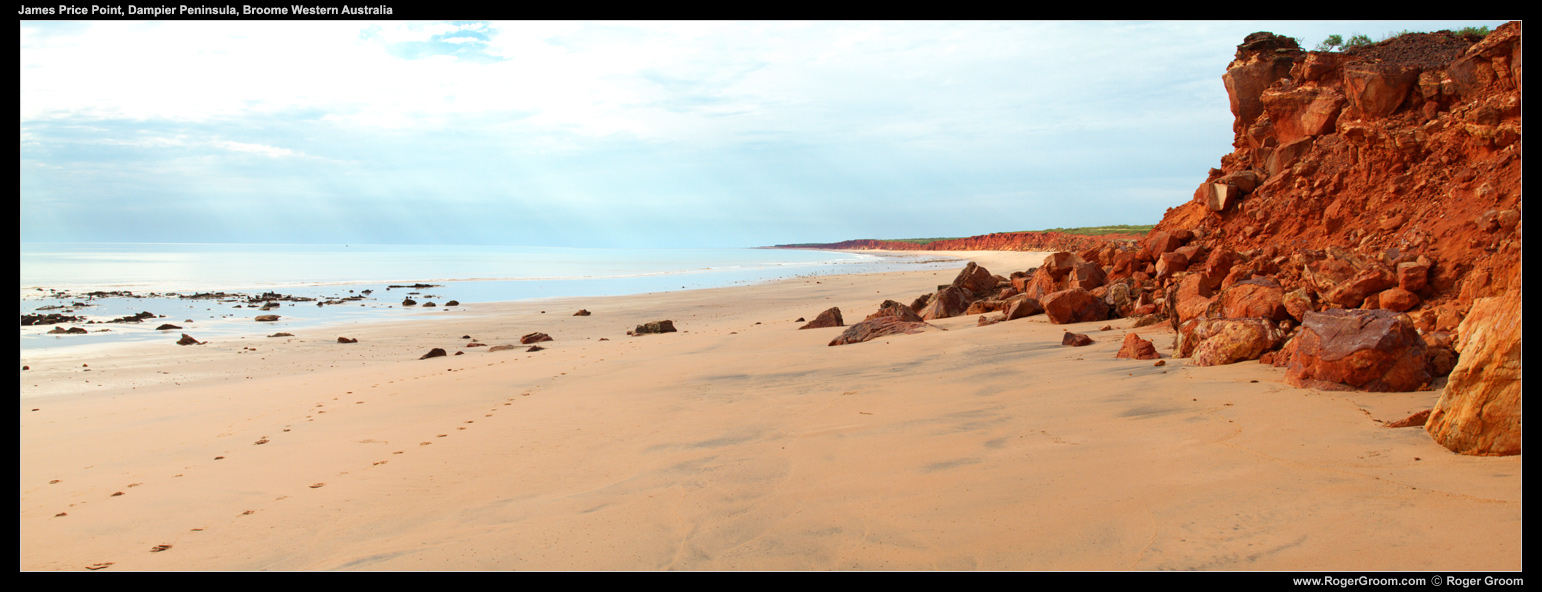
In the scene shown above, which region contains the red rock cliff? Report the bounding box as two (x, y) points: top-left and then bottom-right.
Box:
(1161, 24), (1521, 328)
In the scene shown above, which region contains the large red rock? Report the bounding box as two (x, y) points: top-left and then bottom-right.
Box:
(799, 307), (844, 329)
(951, 262), (997, 295)
(828, 317), (934, 346)
(1376, 287), (1420, 312)
(1425, 287), (1522, 456)
(1324, 268), (1397, 308)
(1191, 318), (1286, 366)
(1041, 288), (1109, 325)
(1002, 296), (1044, 321)
(1217, 277), (1289, 321)
(1174, 273), (1215, 324)
(868, 300), (924, 323)
(1397, 258), (1432, 292)
(1116, 333), (1160, 360)
(917, 285), (971, 320)
(1145, 231), (1183, 258)
(1284, 309), (1431, 392)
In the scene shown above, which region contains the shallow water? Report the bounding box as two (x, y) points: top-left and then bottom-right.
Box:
(20, 243), (958, 351)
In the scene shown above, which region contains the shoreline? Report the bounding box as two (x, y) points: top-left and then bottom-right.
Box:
(19, 251), (1522, 571)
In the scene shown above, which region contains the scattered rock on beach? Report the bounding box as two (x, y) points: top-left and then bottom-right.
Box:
(574, 309), (590, 316)
(634, 320), (677, 335)
(526, 345), (545, 352)
(419, 348), (447, 360)
(799, 307), (844, 329)
(255, 315), (280, 322)
(268, 332), (293, 337)
(155, 324), (182, 331)
(402, 298), (416, 306)
(337, 337), (357, 344)
(829, 317), (934, 346)
(446, 300), (460, 306)
(1385, 409), (1432, 428)
(176, 334), (202, 346)
(487, 344), (518, 352)
(1116, 333), (1161, 360)
(1061, 332), (1094, 347)
(521, 332), (553, 344)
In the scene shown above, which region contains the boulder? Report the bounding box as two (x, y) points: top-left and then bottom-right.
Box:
(917, 285), (971, 321)
(402, 298), (416, 306)
(867, 300), (925, 323)
(1396, 259), (1432, 292)
(574, 309), (591, 316)
(1282, 288), (1317, 322)
(1217, 277), (1289, 321)
(1324, 268), (1397, 308)
(520, 332), (554, 344)
(1191, 318), (1286, 366)
(337, 337), (357, 343)
(1284, 309), (1431, 392)
(1377, 286), (1421, 312)
(828, 317), (934, 346)
(445, 300), (460, 306)
(799, 307), (844, 329)
(1041, 288), (1108, 325)
(1061, 332), (1094, 347)
(1425, 289), (1522, 456)
(176, 333), (202, 346)
(951, 262), (996, 294)
(1145, 231), (1183, 258)
(1002, 296), (1044, 321)
(634, 320), (677, 335)
(155, 324), (182, 331)
(1116, 333), (1160, 360)
(419, 348), (447, 360)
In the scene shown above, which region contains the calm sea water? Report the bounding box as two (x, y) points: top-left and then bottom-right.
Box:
(20, 243), (957, 350)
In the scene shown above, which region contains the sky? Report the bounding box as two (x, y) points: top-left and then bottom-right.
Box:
(19, 19), (1512, 248)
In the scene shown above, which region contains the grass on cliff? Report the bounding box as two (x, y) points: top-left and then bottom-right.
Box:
(1021, 224), (1155, 236)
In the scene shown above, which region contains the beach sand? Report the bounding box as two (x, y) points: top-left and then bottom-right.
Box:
(18, 250), (1522, 571)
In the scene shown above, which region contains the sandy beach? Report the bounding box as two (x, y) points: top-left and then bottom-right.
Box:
(18, 250), (1522, 571)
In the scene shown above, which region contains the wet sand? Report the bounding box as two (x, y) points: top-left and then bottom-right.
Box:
(18, 250), (1522, 570)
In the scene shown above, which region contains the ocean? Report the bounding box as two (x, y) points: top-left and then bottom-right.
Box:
(19, 243), (958, 350)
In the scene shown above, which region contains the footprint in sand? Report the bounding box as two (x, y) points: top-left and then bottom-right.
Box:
(254, 438), (269, 445)
(150, 544), (172, 552)
(420, 442), (431, 446)
(85, 563), (114, 570)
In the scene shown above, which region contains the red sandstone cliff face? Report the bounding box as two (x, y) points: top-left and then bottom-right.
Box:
(1161, 24), (1521, 330)
(1147, 23), (1522, 455)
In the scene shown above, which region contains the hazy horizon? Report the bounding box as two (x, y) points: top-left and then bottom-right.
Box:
(21, 19), (1509, 249)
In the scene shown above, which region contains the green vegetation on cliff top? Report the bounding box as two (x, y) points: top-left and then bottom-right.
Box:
(779, 224), (1156, 247)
